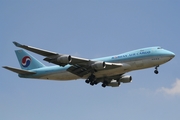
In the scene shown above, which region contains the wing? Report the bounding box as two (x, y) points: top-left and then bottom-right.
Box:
(67, 62), (127, 77)
(13, 42), (125, 77)
(13, 41), (89, 66)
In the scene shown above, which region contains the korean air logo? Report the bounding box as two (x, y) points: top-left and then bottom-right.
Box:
(22, 56), (31, 67)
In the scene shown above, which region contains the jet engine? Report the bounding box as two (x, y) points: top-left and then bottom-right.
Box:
(108, 80), (120, 87)
(91, 61), (106, 69)
(57, 55), (72, 64)
(119, 75), (132, 83)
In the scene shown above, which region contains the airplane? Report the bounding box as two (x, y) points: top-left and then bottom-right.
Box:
(3, 42), (175, 88)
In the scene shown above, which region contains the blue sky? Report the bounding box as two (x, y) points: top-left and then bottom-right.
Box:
(1, 1), (180, 120)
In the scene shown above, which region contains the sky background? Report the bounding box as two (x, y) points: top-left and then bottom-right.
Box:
(1, 0), (180, 120)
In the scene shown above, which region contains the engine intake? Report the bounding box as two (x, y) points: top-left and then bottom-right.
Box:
(57, 55), (72, 64)
(91, 61), (106, 69)
(119, 75), (132, 83)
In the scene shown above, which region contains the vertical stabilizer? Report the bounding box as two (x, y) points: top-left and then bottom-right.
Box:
(15, 49), (45, 70)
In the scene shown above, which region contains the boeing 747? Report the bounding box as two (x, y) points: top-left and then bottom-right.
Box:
(3, 42), (175, 87)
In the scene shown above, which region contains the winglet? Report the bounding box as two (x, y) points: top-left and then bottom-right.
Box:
(13, 41), (22, 47)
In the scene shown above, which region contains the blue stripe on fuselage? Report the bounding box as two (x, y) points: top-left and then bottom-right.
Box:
(92, 46), (161, 62)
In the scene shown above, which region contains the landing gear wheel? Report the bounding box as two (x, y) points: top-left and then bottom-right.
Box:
(102, 83), (106, 88)
(90, 81), (94, 86)
(85, 79), (90, 84)
(154, 70), (159, 74)
(154, 65), (159, 74)
(94, 81), (98, 85)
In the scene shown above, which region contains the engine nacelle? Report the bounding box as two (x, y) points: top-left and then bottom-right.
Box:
(108, 80), (120, 87)
(91, 61), (106, 69)
(119, 75), (132, 83)
(57, 55), (72, 64)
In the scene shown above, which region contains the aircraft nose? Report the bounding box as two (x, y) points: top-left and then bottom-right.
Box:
(171, 52), (175, 58)
(165, 51), (175, 58)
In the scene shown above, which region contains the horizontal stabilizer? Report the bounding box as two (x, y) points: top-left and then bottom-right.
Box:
(3, 66), (36, 75)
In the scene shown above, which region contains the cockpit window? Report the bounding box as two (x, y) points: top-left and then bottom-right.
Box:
(157, 47), (162, 49)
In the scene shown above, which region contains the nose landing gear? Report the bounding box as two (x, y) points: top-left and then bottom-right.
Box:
(154, 65), (159, 74)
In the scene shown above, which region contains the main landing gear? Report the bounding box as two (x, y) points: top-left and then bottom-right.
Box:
(85, 74), (98, 86)
(101, 81), (108, 88)
(154, 65), (159, 74)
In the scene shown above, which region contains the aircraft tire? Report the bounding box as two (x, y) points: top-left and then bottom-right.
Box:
(102, 83), (106, 88)
(90, 82), (94, 86)
(154, 70), (159, 74)
(85, 79), (90, 84)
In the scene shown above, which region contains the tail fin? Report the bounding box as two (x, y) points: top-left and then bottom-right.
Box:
(15, 49), (45, 70)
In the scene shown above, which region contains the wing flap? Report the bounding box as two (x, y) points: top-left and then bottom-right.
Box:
(67, 65), (91, 77)
(3, 66), (36, 75)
